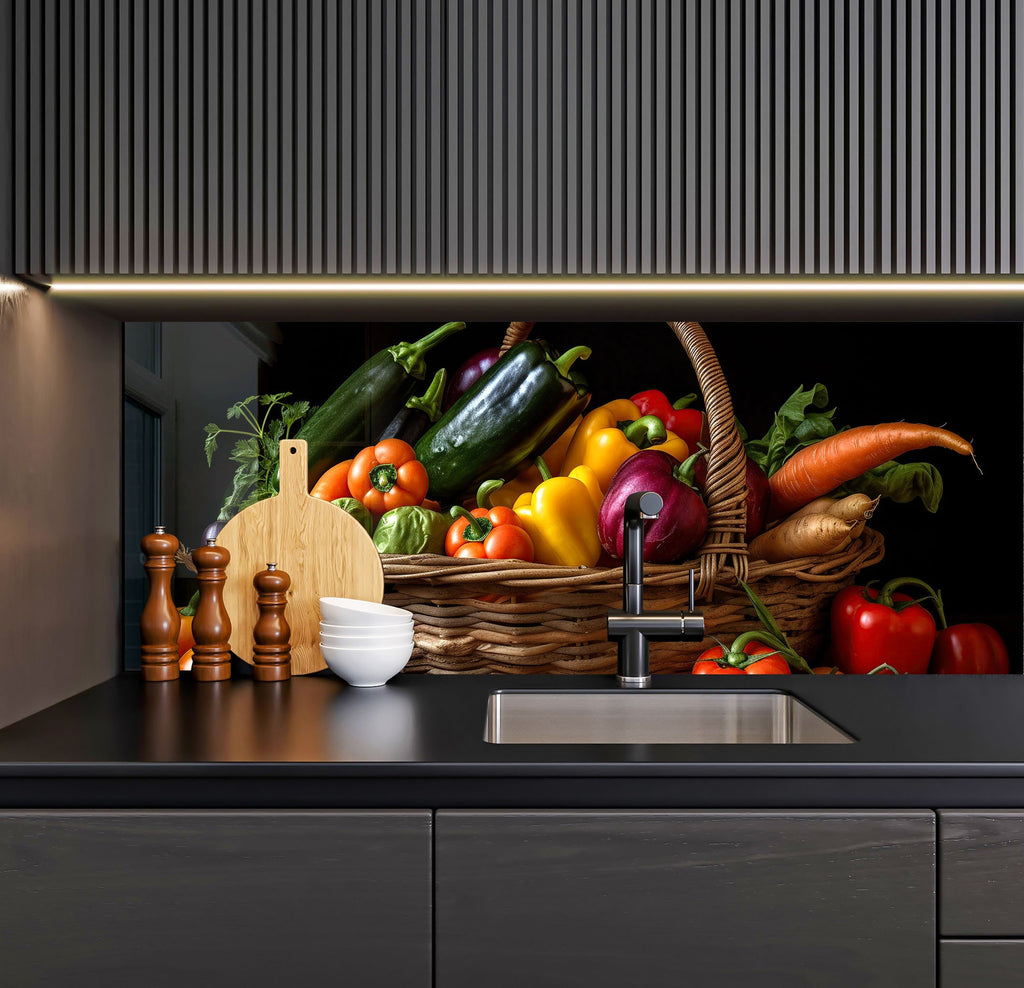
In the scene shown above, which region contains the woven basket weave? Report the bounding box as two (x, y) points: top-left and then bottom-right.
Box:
(382, 321), (884, 674)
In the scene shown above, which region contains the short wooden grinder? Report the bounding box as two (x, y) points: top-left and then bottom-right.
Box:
(252, 563), (292, 681)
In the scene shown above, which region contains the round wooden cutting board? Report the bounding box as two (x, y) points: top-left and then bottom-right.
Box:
(216, 439), (385, 675)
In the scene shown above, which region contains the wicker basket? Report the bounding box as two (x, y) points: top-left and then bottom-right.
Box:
(382, 321), (885, 674)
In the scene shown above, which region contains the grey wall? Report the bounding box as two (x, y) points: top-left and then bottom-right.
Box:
(11, 0), (1024, 278)
(0, 286), (121, 728)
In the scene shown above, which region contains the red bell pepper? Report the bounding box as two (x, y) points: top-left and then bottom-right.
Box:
(830, 577), (937, 675)
(925, 587), (1010, 674)
(630, 389), (704, 451)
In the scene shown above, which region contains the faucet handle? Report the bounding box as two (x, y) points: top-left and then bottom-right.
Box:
(625, 490), (663, 522)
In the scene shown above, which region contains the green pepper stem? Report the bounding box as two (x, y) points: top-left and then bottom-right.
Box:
(370, 462), (399, 493)
(405, 367), (448, 422)
(387, 321), (465, 379)
(535, 455), (553, 482)
(673, 449), (705, 488)
(476, 479), (504, 510)
(672, 393), (698, 410)
(876, 576), (942, 611)
(621, 414), (667, 448)
(448, 504), (492, 542)
(552, 345), (592, 378)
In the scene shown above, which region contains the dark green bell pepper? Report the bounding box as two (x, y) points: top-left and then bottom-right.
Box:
(372, 505), (449, 555)
(414, 340), (592, 502)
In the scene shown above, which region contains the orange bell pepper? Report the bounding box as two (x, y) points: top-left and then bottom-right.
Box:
(348, 438), (429, 516)
(561, 398), (689, 491)
(445, 504), (534, 561)
(310, 458), (353, 500)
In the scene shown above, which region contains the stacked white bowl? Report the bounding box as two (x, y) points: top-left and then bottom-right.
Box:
(319, 597), (415, 687)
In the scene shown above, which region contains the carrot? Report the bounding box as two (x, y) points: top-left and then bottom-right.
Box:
(768, 423), (973, 517)
(749, 514), (858, 563)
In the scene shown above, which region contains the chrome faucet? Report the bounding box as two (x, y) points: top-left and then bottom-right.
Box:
(606, 491), (706, 688)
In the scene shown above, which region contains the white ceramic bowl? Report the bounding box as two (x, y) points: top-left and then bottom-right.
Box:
(320, 597), (414, 627)
(320, 629), (414, 649)
(319, 618), (412, 635)
(319, 640), (413, 688)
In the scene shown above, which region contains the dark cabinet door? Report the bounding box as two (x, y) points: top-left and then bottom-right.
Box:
(940, 811), (1024, 937)
(0, 810), (431, 988)
(436, 810), (935, 988)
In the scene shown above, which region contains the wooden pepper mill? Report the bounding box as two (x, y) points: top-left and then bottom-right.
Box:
(191, 537), (232, 682)
(252, 563), (292, 681)
(140, 526), (181, 682)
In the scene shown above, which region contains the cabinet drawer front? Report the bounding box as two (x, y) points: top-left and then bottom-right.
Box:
(940, 811), (1024, 936)
(0, 810), (432, 988)
(437, 810), (935, 988)
(941, 941), (1024, 988)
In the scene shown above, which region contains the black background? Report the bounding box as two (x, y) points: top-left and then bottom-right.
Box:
(264, 320), (1022, 669)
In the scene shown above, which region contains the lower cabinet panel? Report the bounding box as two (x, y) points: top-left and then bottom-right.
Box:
(940, 940), (1024, 987)
(0, 810), (432, 988)
(436, 810), (935, 988)
(939, 811), (1024, 936)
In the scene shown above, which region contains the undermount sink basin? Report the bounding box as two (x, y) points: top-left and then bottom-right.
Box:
(484, 690), (855, 745)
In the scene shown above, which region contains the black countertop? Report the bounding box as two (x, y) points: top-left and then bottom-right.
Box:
(0, 670), (1022, 808)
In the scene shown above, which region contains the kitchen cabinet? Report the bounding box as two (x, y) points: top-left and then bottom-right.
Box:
(11, 0), (1020, 278)
(940, 811), (1024, 936)
(939, 811), (1024, 987)
(0, 810), (432, 988)
(435, 809), (936, 987)
(940, 941), (1024, 988)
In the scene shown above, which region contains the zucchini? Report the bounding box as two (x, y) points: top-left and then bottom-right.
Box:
(297, 321), (464, 486)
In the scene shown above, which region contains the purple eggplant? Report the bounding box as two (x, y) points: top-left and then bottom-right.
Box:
(598, 450), (708, 563)
(443, 347), (502, 410)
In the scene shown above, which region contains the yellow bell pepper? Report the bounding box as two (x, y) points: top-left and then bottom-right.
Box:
(488, 415), (583, 509)
(561, 398), (690, 491)
(512, 462), (603, 567)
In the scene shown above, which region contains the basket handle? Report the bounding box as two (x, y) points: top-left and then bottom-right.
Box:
(668, 321), (749, 596)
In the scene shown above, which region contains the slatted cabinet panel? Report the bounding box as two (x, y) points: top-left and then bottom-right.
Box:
(11, 0), (1023, 277)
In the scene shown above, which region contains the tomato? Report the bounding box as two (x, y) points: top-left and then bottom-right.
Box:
(692, 641), (791, 675)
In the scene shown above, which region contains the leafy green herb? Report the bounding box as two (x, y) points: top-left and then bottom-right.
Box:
(745, 383), (838, 477)
(835, 460), (944, 513)
(205, 393), (316, 522)
(737, 579), (814, 674)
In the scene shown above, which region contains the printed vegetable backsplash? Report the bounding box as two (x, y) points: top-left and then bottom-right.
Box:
(192, 320), (1017, 675)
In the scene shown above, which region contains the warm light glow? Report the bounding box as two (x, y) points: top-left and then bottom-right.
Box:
(45, 277), (1024, 296)
(0, 277), (27, 295)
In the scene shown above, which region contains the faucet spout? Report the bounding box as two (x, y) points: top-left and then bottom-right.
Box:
(623, 491), (663, 615)
(607, 490), (705, 688)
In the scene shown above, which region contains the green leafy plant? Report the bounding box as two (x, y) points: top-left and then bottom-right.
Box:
(204, 392), (316, 521)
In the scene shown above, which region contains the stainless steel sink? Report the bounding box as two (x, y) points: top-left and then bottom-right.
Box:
(484, 690), (854, 744)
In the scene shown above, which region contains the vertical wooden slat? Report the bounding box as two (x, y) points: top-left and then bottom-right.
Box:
(235, 0), (249, 274)
(147, 0), (161, 274)
(294, 0), (308, 274)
